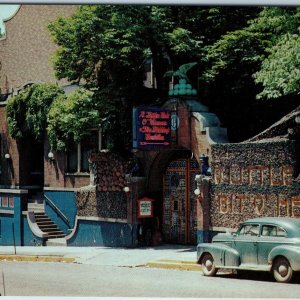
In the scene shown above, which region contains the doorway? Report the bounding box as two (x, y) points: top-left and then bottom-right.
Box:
(162, 157), (199, 244)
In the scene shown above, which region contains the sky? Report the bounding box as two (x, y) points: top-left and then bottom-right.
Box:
(0, 5), (20, 34)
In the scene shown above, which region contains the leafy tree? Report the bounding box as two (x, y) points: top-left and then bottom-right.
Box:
(201, 7), (300, 141)
(47, 88), (99, 151)
(47, 5), (259, 147)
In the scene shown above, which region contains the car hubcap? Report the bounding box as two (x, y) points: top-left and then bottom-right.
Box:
(205, 260), (213, 270)
(278, 265), (288, 277)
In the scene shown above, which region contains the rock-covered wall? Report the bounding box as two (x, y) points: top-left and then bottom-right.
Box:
(76, 187), (127, 219)
(75, 152), (145, 221)
(210, 140), (300, 230)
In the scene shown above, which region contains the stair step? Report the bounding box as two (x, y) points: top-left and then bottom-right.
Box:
(46, 238), (67, 247)
(38, 224), (58, 228)
(36, 219), (54, 223)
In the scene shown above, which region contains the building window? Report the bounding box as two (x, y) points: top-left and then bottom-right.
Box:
(67, 130), (100, 173)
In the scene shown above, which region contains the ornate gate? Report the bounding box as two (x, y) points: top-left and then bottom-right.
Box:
(162, 157), (199, 244)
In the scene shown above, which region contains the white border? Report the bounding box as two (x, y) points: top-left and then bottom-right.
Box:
(0, 0), (299, 5)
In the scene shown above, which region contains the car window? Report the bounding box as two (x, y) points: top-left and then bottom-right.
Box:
(261, 225), (287, 237)
(238, 224), (259, 236)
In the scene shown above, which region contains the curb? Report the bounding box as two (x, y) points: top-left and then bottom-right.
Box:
(0, 255), (76, 263)
(144, 259), (201, 271)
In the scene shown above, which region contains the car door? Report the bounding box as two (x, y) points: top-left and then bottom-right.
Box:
(233, 223), (260, 265)
(257, 224), (288, 265)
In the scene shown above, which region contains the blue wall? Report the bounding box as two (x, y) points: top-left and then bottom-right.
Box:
(0, 193), (25, 246)
(44, 190), (77, 234)
(68, 219), (138, 247)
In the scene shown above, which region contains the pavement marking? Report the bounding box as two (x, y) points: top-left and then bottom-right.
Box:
(0, 255), (75, 263)
(144, 260), (201, 271)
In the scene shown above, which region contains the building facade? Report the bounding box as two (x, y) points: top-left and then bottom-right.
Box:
(1, 5), (299, 247)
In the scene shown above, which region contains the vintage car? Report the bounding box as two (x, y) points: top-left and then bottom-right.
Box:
(197, 217), (300, 283)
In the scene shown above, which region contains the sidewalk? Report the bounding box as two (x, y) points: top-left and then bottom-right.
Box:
(0, 244), (200, 271)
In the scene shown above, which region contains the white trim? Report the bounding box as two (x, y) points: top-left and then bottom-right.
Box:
(44, 187), (78, 192)
(78, 216), (128, 223)
(65, 172), (89, 177)
(0, 189), (28, 194)
(0, 209), (14, 215)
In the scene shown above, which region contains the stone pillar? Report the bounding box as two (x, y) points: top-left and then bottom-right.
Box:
(195, 175), (211, 243)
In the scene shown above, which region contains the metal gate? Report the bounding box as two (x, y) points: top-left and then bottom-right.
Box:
(162, 157), (199, 244)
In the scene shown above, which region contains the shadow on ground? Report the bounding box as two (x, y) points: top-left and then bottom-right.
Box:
(216, 270), (300, 284)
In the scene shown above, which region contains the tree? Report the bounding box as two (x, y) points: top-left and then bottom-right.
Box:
(201, 7), (300, 141)
(47, 5), (259, 147)
(47, 88), (100, 151)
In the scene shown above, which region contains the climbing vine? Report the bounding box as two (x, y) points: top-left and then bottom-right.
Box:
(6, 83), (64, 140)
(6, 83), (99, 152)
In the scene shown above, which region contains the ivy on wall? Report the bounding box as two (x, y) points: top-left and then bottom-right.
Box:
(6, 83), (100, 152)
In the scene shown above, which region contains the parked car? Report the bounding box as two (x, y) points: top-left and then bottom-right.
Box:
(197, 217), (300, 283)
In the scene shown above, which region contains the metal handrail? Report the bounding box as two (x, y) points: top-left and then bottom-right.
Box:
(43, 194), (71, 229)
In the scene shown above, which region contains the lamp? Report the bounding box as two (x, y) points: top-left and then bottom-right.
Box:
(295, 115), (300, 124)
(48, 151), (54, 161)
(194, 188), (201, 196)
(123, 186), (130, 193)
(4, 153), (10, 160)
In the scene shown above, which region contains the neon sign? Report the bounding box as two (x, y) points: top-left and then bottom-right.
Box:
(135, 107), (171, 149)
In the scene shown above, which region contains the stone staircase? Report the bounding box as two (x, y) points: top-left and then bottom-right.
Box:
(34, 212), (66, 239)
(27, 193), (67, 246)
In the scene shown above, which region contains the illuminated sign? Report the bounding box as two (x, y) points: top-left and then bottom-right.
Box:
(134, 107), (171, 149)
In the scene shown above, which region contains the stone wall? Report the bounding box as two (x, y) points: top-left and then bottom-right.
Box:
(76, 187), (128, 220)
(210, 140), (300, 230)
(76, 152), (145, 221)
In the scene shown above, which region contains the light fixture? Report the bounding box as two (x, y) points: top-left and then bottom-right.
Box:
(4, 153), (10, 159)
(123, 186), (130, 193)
(194, 188), (201, 195)
(295, 115), (300, 124)
(48, 151), (54, 161)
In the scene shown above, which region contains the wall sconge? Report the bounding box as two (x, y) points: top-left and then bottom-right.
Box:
(123, 186), (130, 193)
(48, 151), (55, 161)
(194, 188), (203, 201)
(194, 188), (201, 196)
(295, 115), (300, 124)
(4, 153), (10, 160)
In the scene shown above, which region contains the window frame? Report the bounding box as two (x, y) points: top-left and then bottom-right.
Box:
(66, 129), (102, 174)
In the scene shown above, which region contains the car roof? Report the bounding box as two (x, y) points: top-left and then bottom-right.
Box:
(243, 217), (300, 236)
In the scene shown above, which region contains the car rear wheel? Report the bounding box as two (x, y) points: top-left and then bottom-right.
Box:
(201, 253), (218, 276)
(272, 257), (293, 283)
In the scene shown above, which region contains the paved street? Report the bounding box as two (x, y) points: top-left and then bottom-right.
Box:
(1, 260), (300, 297)
(0, 245), (299, 297)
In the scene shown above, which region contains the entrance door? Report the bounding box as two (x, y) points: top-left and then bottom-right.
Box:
(162, 157), (199, 244)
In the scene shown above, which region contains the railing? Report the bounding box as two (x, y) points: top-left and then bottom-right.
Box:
(44, 194), (71, 229)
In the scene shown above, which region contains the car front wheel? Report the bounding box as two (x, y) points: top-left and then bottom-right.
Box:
(201, 253), (218, 276)
(272, 257), (293, 283)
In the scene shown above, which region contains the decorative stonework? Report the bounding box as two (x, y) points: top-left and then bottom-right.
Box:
(210, 140), (300, 229)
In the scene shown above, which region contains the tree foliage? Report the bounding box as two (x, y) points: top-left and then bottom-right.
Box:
(205, 7), (300, 100)
(46, 5), (259, 146)
(47, 88), (99, 151)
(6, 83), (64, 140)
